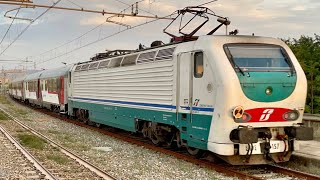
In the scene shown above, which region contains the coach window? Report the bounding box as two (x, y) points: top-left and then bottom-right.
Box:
(194, 52), (204, 78)
(52, 78), (57, 93)
(45, 80), (48, 91)
(48, 80), (52, 92)
(69, 72), (72, 84)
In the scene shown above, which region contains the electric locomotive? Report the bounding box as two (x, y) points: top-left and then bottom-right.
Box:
(9, 6), (313, 165)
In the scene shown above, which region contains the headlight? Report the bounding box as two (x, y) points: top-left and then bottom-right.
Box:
(283, 110), (299, 121)
(233, 106), (244, 119)
(265, 86), (273, 95)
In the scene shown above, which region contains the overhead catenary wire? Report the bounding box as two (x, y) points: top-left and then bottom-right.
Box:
(29, 0), (217, 67)
(30, 2), (137, 61)
(0, 7), (20, 46)
(0, 0), (62, 57)
(112, 0), (157, 16)
(66, 0), (83, 9)
(0, 1), (172, 20)
(30, 0), (156, 63)
(197, 0), (219, 7)
(35, 12), (177, 66)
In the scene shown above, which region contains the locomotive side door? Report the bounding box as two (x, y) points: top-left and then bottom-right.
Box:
(177, 52), (193, 140)
(178, 51), (211, 149)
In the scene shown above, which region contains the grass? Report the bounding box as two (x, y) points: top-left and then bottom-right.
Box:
(47, 154), (69, 165)
(76, 144), (90, 151)
(48, 130), (60, 134)
(0, 110), (10, 120)
(0, 95), (28, 117)
(0, 95), (11, 105)
(59, 134), (79, 143)
(14, 108), (28, 116)
(17, 133), (47, 150)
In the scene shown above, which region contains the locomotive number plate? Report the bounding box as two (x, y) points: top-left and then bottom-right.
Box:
(239, 140), (288, 155)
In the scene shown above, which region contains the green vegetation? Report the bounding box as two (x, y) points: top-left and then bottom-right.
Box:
(284, 34), (320, 113)
(0, 110), (10, 120)
(0, 95), (11, 105)
(47, 154), (69, 165)
(17, 133), (47, 150)
(14, 108), (28, 116)
(48, 130), (60, 134)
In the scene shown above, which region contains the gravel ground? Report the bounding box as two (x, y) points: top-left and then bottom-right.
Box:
(0, 98), (233, 180)
(0, 120), (104, 179)
(0, 125), (44, 179)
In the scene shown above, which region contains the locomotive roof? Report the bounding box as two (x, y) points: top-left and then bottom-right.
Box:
(39, 65), (73, 79)
(80, 41), (180, 65)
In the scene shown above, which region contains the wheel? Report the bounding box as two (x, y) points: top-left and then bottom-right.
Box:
(150, 132), (161, 146)
(187, 146), (203, 158)
(142, 123), (149, 138)
(175, 131), (182, 148)
(95, 123), (101, 128)
(82, 118), (89, 124)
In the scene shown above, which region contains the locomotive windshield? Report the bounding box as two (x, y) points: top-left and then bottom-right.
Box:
(224, 44), (293, 72)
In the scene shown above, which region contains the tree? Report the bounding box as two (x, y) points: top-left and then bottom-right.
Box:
(284, 34), (320, 114)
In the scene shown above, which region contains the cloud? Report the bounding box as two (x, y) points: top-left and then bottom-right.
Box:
(291, 5), (307, 11)
(2, 0), (320, 69)
(79, 15), (147, 27)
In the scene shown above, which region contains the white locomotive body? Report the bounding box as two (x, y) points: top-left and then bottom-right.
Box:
(9, 35), (312, 165)
(67, 35), (311, 164)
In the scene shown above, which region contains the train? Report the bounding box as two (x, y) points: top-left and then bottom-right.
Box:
(8, 7), (313, 165)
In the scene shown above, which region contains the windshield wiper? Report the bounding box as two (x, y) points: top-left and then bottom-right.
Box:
(280, 48), (294, 76)
(234, 62), (245, 76)
(226, 46), (245, 76)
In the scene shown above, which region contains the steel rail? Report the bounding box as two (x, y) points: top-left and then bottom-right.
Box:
(8, 98), (320, 179)
(0, 1), (174, 20)
(33, 106), (261, 180)
(267, 165), (320, 180)
(40, 106), (320, 180)
(0, 107), (115, 180)
(0, 125), (56, 180)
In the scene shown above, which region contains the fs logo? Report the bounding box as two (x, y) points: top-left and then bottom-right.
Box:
(193, 99), (200, 106)
(259, 109), (274, 121)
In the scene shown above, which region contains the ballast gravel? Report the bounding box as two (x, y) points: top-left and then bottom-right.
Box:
(0, 99), (234, 180)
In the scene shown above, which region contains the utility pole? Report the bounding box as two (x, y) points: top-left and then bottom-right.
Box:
(1, 66), (3, 94)
(3, 71), (6, 95)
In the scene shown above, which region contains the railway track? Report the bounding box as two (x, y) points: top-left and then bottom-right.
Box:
(0, 125), (54, 179)
(11, 102), (318, 180)
(231, 164), (320, 179)
(2, 98), (319, 179)
(0, 107), (115, 180)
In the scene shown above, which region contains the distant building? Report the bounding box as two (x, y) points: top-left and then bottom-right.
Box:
(0, 78), (9, 84)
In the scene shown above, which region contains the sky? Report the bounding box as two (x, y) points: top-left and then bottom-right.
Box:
(0, 0), (319, 70)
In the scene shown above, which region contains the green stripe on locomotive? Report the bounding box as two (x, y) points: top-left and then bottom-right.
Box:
(68, 100), (212, 150)
(237, 72), (297, 102)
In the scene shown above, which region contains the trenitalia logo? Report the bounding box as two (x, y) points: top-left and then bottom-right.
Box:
(234, 107), (293, 123)
(259, 109), (274, 121)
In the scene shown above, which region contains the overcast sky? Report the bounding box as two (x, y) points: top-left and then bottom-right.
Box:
(0, 0), (318, 70)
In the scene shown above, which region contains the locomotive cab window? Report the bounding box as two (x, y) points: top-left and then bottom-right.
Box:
(224, 44), (294, 72)
(194, 52), (204, 78)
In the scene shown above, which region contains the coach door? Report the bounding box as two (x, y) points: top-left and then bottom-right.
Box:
(177, 52), (193, 133)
